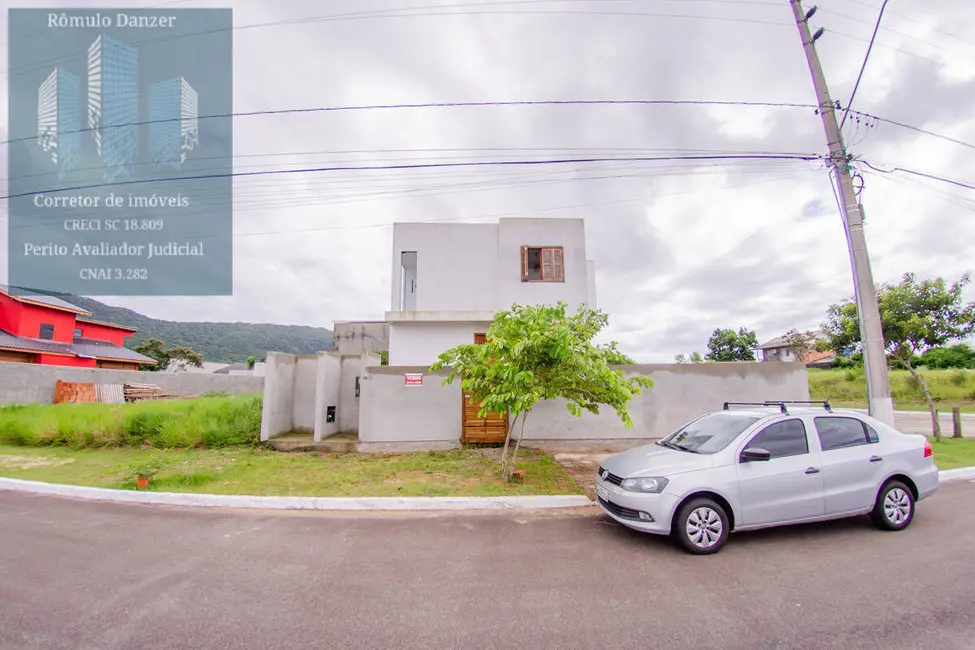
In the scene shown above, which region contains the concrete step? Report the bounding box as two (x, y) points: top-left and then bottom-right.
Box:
(267, 432), (358, 453)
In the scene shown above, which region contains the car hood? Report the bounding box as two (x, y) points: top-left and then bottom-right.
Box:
(600, 443), (713, 478)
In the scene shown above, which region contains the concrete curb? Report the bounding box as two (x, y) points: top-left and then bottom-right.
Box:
(939, 467), (975, 482)
(0, 478), (594, 511)
(2, 467), (973, 512)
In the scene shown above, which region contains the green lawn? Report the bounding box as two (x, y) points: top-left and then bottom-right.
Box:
(809, 368), (975, 413)
(0, 445), (582, 497)
(929, 438), (975, 470)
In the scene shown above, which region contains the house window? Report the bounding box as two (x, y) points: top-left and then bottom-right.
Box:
(521, 246), (564, 282)
(74, 328), (83, 338)
(38, 323), (55, 339)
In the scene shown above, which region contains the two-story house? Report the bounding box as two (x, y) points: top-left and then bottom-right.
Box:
(0, 286), (155, 369)
(385, 217), (597, 365)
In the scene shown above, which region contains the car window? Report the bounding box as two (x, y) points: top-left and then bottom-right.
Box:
(743, 419), (809, 459)
(814, 417), (872, 451)
(662, 413), (762, 454)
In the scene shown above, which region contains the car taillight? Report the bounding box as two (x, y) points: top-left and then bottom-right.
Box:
(924, 440), (933, 458)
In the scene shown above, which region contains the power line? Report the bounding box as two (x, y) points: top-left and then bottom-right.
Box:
(1, 153), (822, 200)
(0, 98), (818, 148)
(839, 0), (889, 131)
(858, 160), (975, 192)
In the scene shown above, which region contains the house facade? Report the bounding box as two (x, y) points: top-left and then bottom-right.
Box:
(0, 287), (155, 369)
(757, 330), (834, 367)
(385, 217), (597, 365)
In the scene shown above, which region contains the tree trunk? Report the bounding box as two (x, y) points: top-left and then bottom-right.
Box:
(507, 410), (530, 481)
(900, 356), (941, 440)
(499, 413), (518, 478)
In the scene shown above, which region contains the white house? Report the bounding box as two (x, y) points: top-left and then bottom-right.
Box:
(385, 217), (598, 365)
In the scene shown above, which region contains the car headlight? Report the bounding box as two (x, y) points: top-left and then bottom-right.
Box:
(620, 477), (669, 493)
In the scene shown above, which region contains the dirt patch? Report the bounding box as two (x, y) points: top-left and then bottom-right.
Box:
(0, 454), (75, 470)
(557, 460), (599, 501)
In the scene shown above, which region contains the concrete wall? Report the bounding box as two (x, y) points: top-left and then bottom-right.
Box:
(390, 222), (500, 312)
(358, 361), (810, 449)
(338, 355), (362, 433)
(291, 355), (319, 433)
(388, 321), (492, 366)
(497, 217), (592, 313)
(0, 360), (265, 406)
(332, 322), (390, 355)
(358, 365), (462, 450)
(261, 353), (296, 442)
(314, 353), (342, 440)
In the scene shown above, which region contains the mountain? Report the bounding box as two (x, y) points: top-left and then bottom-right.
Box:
(59, 295), (333, 363)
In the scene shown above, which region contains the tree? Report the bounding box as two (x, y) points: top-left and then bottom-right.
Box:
(821, 272), (975, 439)
(429, 302), (654, 480)
(132, 338), (205, 372)
(705, 327), (759, 362)
(247, 356), (256, 370)
(674, 352), (704, 364)
(601, 341), (638, 364)
(920, 344), (975, 370)
(782, 329), (829, 363)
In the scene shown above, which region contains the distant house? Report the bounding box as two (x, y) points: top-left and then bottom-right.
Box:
(213, 361), (266, 377)
(757, 330), (834, 367)
(0, 286), (155, 369)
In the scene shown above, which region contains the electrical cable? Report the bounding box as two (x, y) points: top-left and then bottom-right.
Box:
(858, 160), (975, 192)
(839, 0), (889, 131)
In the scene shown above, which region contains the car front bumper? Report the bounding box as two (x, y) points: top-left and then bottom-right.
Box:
(594, 478), (680, 535)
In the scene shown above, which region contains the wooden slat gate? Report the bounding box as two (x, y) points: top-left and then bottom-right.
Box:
(461, 333), (509, 444)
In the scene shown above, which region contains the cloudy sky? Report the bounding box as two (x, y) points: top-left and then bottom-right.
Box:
(1, 0), (974, 362)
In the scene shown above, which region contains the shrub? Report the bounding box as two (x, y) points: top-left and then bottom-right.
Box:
(0, 394), (263, 449)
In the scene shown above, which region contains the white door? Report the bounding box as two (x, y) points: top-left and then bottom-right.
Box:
(813, 416), (886, 515)
(736, 418), (826, 527)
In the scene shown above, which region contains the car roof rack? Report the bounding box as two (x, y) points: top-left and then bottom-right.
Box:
(723, 400), (833, 415)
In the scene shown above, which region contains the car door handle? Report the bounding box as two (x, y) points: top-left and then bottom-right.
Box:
(869, 455), (883, 463)
(805, 467), (820, 474)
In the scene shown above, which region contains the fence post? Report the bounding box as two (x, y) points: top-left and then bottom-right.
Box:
(952, 407), (963, 439)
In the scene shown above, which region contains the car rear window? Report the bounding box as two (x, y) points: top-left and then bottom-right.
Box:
(664, 413), (762, 454)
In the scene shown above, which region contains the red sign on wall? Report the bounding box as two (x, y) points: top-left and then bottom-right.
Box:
(404, 373), (423, 386)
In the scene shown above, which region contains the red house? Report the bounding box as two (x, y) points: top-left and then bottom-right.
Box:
(0, 286), (155, 370)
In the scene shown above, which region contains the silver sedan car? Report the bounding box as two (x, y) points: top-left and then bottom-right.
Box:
(595, 401), (939, 555)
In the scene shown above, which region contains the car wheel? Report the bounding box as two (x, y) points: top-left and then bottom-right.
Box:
(674, 498), (729, 555)
(871, 480), (915, 531)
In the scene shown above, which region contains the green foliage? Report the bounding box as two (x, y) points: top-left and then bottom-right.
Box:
(247, 356), (256, 370)
(0, 395), (263, 449)
(822, 272), (975, 365)
(809, 368), (975, 406)
(379, 350), (389, 366)
(919, 344), (975, 370)
(674, 352), (704, 364)
(429, 302), (653, 427)
(132, 338), (204, 372)
(25, 292), (333, 363)
(600, 341), (638, 365)
(705, 327), (759, 362)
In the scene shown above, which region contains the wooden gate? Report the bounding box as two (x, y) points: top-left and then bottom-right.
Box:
(461, 333), (509, 444)
(53, 381), (98, 404)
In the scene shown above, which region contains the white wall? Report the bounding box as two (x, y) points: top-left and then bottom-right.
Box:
(586, 260), (597, 309)
(388, 321), (492, 366)
(497, 217), (591, 313)
(390, 222), (499, 311)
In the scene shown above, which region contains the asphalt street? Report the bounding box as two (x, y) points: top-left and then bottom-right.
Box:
(2, 483), (975, 650)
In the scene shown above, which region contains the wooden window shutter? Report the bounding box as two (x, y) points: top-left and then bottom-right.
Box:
(553, 247), (564, 281)
(541, 248), (555, 280)
(520, 246), (528, 281)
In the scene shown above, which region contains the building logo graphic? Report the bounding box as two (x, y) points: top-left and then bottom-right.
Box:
(35, 33), (199, 182)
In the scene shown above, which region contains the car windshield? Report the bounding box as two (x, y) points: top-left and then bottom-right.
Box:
(658, 413), (762, 454)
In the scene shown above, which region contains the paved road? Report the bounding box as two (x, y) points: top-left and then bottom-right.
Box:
(2, 484), (975, 650)
(846, 409), (975, 437)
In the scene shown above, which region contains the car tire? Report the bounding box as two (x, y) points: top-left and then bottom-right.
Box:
(871, 480), (915, 531)
(673, 497), (730, 555)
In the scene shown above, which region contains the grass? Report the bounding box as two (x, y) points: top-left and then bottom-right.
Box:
(0, 394), (263, 449)
(809, 368), (975, 413)
(0, 444), (582, 497)
(929, 438), (975, 470)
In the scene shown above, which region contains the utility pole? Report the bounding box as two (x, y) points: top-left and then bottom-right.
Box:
(789, 0), (894, 427)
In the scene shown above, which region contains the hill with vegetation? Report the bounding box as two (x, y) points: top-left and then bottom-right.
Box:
(52, 294), (333, 363)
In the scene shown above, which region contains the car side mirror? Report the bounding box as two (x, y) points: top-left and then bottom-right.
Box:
(740, 447), (772, 463)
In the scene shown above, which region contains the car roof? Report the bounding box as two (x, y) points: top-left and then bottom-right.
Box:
(714, 406), (867, 419)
